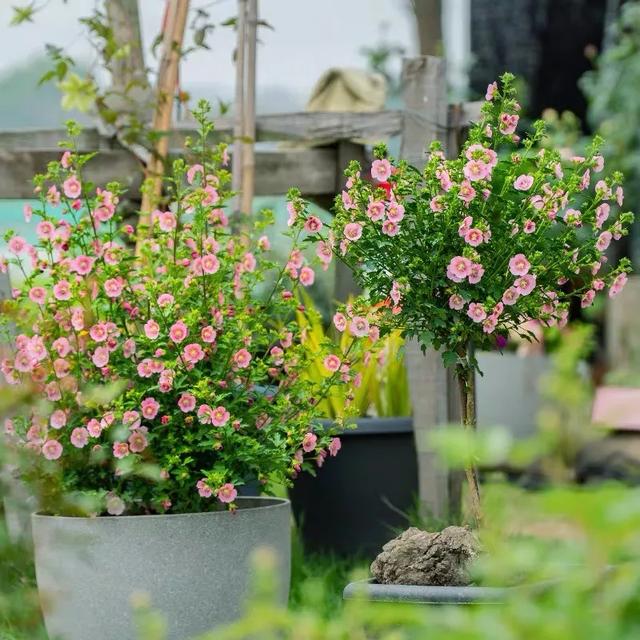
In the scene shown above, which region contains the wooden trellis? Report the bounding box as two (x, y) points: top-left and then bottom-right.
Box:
(0, 56), (480, 520)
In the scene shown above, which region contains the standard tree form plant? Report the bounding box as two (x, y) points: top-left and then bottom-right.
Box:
(0, 101), (380, 517)
(291, 74), (634, 524)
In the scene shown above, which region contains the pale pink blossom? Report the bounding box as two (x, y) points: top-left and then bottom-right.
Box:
(113, 441), (129, 459)
(508, 254), (530, 276)
(157, 293), (174, 307)
(323, 354), (341, 373)
(169, 320), (189, 343)
(581, 289), (596, 308)
(29, 286), (47, 305)
(233, 348), (252, 369)
(106, 494), (125, 515)
(467, 303), (487, 323)
(523, 220), (536, 234)
(464, 228), (484, 247)
(485, 81), (498, 101)
(344, 222), (363, 242)
(87, 419), (102, 438)
(367, 200), (385, 220)
(50, 409), (67, 430)
(458, 180), (476, 204)
(499, 113), (519, 135)
(483, 316), (497, 334)
(47, 185), (61, 206)
(616, 186), (624, 206)
(63, 175), (82, 199)
(128, 430), (148, 453)
(178, 393), (196, 413)
(201, 326), (217, 343)
(42, 439), (63, 460)
(158, 211), (177, 232)
(53, 280), (72, 301)
(609, 272), (628, 298)
(595, 203), (610, 229)
(104, 278), (124, 298)
(430, 196), (444, 213)
(593, 155), (604, 172)
(349, 316), (370, 338)
(514, 175), (534, 191)
(197, 479), (213, 498)
(447, 256), (473, 282)
(596, 231), (612, 252)
(211, 406), (230, 427)
(201, 254), (220, 275)
(286, 201), (297, 227)
(371, 158), (392, 182)
(463, 160), (490, 181)
(502, 287), (520, 306)
(299, 266), (315, 286)
(304, 216), (323, 233)
(187, 164), (204, 184)
(468, 263), (485, 284)
(92, 346), (110, 368)
(328, 437), (341, 457)
(381, 220), (399, 236)
(302, 432), (318, 453)
(217, 483), (237, 503)
(183, 343), (205, 364)
(144, 319), (160, 340)
(449, 294), (464, 310)
(514, 274), (537, 296)
(70, 427), (89, 448)
(333, 312), (347, 332)
(141, 397), (160, 420)
(60, 150), (72, 168)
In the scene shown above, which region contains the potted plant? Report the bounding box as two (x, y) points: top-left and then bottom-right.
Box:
(290, 73), (633, 594)
(289, 293), (415, 556)
(0, 102), (377, 639)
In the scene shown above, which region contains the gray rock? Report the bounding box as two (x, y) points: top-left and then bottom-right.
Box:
(370, 526), (479, 586)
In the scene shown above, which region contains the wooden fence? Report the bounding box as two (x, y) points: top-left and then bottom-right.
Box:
(0, 55), (481, 521)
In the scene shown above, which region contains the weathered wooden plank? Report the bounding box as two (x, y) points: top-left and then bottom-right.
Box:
(400, 56), (462, 522)
(0, 147), (337, 199)
(0, 105), (481, 153)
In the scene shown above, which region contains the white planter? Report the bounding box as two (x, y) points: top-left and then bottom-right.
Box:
(476, 351), (551, 440)
(32, 497), (291, 640)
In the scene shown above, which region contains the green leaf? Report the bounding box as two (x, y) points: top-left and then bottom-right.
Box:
(10, 3), (36, 26)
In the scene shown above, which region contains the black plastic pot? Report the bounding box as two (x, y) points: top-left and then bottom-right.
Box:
(289, 417), (418, 556)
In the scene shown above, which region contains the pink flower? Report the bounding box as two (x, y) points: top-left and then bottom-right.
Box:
(323, 354), (341, 373)
(514, 174), (534, 191)
(447, 256), (472, 282)
(53, 280), (72, 301)
(581, 289), (596, 308)
(514, 274), (537, 296)
(381, 220), (399, 236)
(371, 158), (392, 182)
(564, 209), (582, 227)
(70, 427), (89, 449)
(463, 160), (490, 181)
(60, 150), (72, 168)
(197, 479), (213, 498)
(29, 286), (47, 305)
(593, 155), (604, 172)
(523, 220), (536, 234)
(87, 419), (102, 438)
(128, 431), (148, 453)
(609, 272), (628, 298)
(233, 348), (252, 369)
(217, 483), (237, 503)
(104, 278), (124, 298)
(299, 266), (315, 286)
(499, 113), (519, 135)
(141, 397), (160, 420)
(158, 211), (177, 232)
(113, 441), (130, 459)
(464, 228), (484, 247)
(89, 323), (108, 342)
(596, 231), (612, 252)
(595, 203), (610, 229)
(201, 254), (220, 275)
(123, 338), (136, 358)
(349, 316), (370, 338)
(72, 255), (95, 275)
(47, 185), (61, 206)
(482, 316), (497, 334)
(616, 186), (624, 206)
(201, 326), (217, 343)
(344, 222), (363, 242)
(367, 200), (385, 220)
(328, 437), (341, 457)
(458, 180), (476, 203)
(169, 320), (189, 343)
(304, 216), (323, 233)
(144, 319), (160, 340)
(468, 263), (485, 284)
(387, 202), (405, 222)
(42, 440), (63, 460)
(63, 175), (82, 199)
(158, 293), (174, 308)
(508, 254), (530, 276)
(333, 312), (347, 332)
(467, 303), (487, 323)
(430, 196), (444, 213)
(286, 201), (297, 226)
(197, 404), (213, 424)
(178, 393), (196, 413)
(485, 81), (498, 100)
(187, 164), (204, 184)
(36, 221), (55, 241)
(302, 432), (318, 453)
(211, 406), (230, 427)
(92, 346), (110, 368)
(106, 494), (125, 515)
(50, 409), (67, 430)
(183, 343), (205, 364)
(502, 287), (520, 306)
(449, 294), (464, 310)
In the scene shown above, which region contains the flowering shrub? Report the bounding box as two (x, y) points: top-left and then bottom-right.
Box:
(290, 73), (634, 521)
(0, 102), (379, 516)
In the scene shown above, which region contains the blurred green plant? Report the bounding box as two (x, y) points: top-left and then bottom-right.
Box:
(296, 292), (411, 419)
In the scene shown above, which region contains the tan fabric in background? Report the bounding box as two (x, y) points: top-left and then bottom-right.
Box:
(306, 68), (386, 113)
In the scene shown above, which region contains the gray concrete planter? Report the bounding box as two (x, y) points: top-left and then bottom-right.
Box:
(290, 417), (417, 556)
(32, 497), (291, 640)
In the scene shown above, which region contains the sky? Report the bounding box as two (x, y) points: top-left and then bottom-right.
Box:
(0, 0), (418, 106)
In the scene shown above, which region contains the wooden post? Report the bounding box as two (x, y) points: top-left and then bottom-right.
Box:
(138, 0), (190, 246)
(400, 56), (462, 522)
(606, 275), (640, 372)
(239, 0), (258, 219)
(232, 0), (247, 217)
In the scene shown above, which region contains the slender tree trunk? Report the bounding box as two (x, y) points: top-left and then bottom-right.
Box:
(232, 0), (248, 218)
(456, 349), (483, 526)
(137, 0), (190, 253)
(410, 0), (443, 56)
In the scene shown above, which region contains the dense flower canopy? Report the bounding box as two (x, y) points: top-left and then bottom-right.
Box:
(0, 103), (379, 516)
(293, 73), (634, 369)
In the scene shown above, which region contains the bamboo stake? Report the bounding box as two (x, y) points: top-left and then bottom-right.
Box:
(239, 0), (258, 220)
(137, 0), (190, 253)
(231, 0), (248, 218)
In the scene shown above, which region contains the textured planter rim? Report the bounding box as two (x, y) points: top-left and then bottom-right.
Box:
(318, 416), (413, 436)
(343, 578), (560, 605)
(32, 496), (288, 521)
